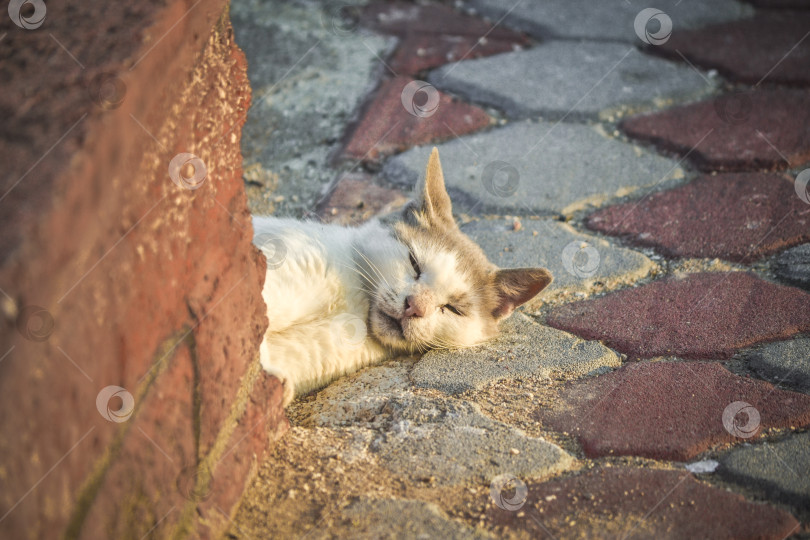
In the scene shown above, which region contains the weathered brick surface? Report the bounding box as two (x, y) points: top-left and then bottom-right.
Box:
(656, 11), (810, 85)
(0, 2), (283, 538)
(487, 468), (799, 539)
(546, 272), (810, 359)
(621, 89), (810, 171)
(341, 75), (491, 162)
(536, 362), (810, 460)
(316, 173), (408, 225)
(586, 173), (810, 263)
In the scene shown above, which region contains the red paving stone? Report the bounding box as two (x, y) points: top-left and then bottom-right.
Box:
(315, 172), (408, 225)
(656, 11), (810, 86)
(341, 75), (492, 162)
(546, 272), (810, 359)
(586, 173), (810, 263)
(487, 468), (799, 540)
(534, 362), (810, 460)
(359, 2), (529, 75)
(621, 89), (810, 172)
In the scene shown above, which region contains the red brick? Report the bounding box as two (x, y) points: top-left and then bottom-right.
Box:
(656, 11), (810, 86)
(315, 173), (408, 225)
(621, 89), (810, 171)
(342, 75), (491, 162)
(586, 173), (810, 263)
(546, 272), (810, 359)
(535, 362), (810, 460)
(487, 468), (799, 539)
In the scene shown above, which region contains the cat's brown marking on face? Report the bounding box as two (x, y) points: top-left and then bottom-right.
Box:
(368, 148), (552, 352)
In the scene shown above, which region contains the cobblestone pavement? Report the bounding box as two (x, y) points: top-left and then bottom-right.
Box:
(229, 1), (810, 538)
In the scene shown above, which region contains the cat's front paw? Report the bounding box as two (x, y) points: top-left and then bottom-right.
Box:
(263, 365), (295, 407)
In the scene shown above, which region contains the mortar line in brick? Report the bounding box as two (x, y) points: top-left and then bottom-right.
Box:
(130, 0), (205, 70)
(0, 112), (87, 205)
(522, 47), (634, 159)
(0, 426), (95, 524)
(48, 33), (85, 70)
(129, 113), (169, 152)
(139, 506), (176, 540)
(755, 29), (810, 87)
(438, 0), (527, 81)
(620, 473), (690, 540)
(605, 128), (714, 234)
(214, 39), (322, 147)
(57, 194), (168, 304)
(136, 272), (249, 384)
(56, 345), (94, 382)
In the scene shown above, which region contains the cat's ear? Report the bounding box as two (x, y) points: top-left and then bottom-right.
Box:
(414, 147), (454, 226)
(492, 268), (553, 320)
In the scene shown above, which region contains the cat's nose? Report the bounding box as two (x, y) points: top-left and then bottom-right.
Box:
(403, 295), (425, 318)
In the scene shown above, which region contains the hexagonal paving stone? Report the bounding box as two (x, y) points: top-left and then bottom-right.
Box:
(358, 2), (529, 75)
(315, 172), (408, 225)
(546, 272), (810, 359)
(341, 75), (492, 162)
(586, 173), (810, 263)
(486, 468), (799, 540)
(411, 313), (620, 395)
(742, 337), (810, 394)
(383, 120), (684, 216)
(462, 218), (654, 301)
(534, 361), (810, 460)
(655, 11), (810, 85)
(429, 41), (712, 120)
(465, 0), (751, 43)
(621, 89), (810, 172)
(773, 243), (810, 290)
(720, 431), (810, 509)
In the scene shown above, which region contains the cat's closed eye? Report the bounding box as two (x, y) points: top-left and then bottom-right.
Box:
(409, 251), (421, 279)
(442, 304), (462, 316)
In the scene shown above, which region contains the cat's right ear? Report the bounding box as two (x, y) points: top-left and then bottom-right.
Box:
(492, 268), (553, 320)
(411, 147), (454, 226)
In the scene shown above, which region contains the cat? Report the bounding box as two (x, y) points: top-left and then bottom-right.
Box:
(253, 148), (552, 407)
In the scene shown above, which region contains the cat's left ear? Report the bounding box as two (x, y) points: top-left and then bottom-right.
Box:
(492, 268), (553, 320)
(414, 147), (454, 226)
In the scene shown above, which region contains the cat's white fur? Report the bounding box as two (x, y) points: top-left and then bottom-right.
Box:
(254, 149), (552, 406)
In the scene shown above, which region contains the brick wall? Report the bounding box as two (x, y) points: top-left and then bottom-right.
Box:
(0, 1), (287, 538)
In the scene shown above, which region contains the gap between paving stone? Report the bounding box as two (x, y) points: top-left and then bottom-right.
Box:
(383, 120), (686, 216)
(463, 0), (753, 43)
(429, 41), (714, 121)
(461, 218), (655, 304)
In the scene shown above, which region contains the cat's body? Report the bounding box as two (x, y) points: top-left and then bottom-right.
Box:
(254, 149), (552, 406)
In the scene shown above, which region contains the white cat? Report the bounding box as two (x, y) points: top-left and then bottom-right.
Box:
(253, 148), (552, 406)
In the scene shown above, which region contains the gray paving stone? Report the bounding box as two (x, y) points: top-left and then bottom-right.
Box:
(383, 121), (685, 216)
(774, 243), (810, 290)
(742, 338), (810, 394)
(411, 313), (621, 394)
(232, 0), (392, 216)
(720, 432), (810, 508)
(341, 498), (494, 539)
(429, 42), (713, 120)
(300, 363), (574, 485)
(373, 395), (574, 485)
(462, 218), (654, 302)
(465, 0), (752, 43)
